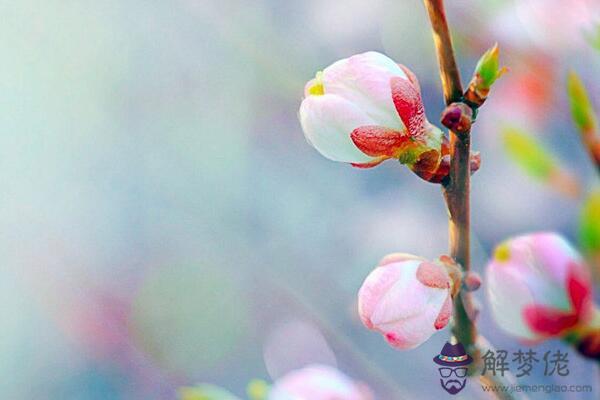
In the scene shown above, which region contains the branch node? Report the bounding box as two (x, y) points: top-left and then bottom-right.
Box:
(441, 102), (472, 134)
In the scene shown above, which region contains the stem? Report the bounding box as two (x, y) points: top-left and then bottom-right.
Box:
(422, 1), (519, 398)
(422, 0), (476, 364)
(421, 0), (462, 104)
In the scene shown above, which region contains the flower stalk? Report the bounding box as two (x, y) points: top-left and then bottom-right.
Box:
(422, 0), (517, 398)
(422, 0), (475, 364)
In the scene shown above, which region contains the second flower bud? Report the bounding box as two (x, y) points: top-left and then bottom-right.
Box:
(358, 253), (455, 350)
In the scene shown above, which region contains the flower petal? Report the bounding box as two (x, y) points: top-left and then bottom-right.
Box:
(391, 76), (426, 137)
(533, 233), (582, 284)
(379, 253), (425, 266)
(370, 261), (446, 326)
(434, 293), (452, 330)
(377, 288), (447, 349)
(522, 304), (579, 336)
(322, 52), (406, 131)
(567, 262), (593, 318)
(487, 261), (538, 340)
(399, 64), (421, 93)
(299, 94), (377, 163)
(358, 263), (405, 329)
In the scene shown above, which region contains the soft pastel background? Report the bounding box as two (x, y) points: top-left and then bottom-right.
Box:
(2, 0), (600, 399)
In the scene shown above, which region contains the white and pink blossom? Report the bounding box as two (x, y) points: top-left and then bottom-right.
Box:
(268, 364), (372, 400)
(299, 51), (443, 169)
(486, 232), (594, 341)
(357, 253), (453, 349)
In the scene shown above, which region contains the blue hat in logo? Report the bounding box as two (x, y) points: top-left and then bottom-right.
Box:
(433, 342), (473, 366)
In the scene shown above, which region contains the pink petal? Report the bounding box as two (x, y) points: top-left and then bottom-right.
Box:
(322, 52), (407, 131)
(399, 64), (421, 93)
(434, 294), (452, 330)
(379, 253), (424, 266)
(533, 233), (580, 284)
(357, 264), (404, 328)
(377, 288), (447, 349)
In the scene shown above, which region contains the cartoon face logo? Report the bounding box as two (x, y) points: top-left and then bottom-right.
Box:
(433, 341), (473, 395)
(438, 366), (468, 394)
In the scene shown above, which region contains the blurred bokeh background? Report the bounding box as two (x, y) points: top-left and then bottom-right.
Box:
(2, 0), (600, 398)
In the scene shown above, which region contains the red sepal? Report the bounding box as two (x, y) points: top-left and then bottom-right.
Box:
(391, 77), (426, 137)
(350, 125), (409, 157)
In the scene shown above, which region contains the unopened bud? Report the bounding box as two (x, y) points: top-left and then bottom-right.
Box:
(465, 43), (507, 107)
(358, 253), (453, 349)
(441, 103), (472, 134)
(463, 272), (482, 292)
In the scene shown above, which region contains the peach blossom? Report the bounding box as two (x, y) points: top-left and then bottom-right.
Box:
(299, 51), (443, 169)
(268, 364), (372, 400)
(357, 253), (453, 349)
(486, 232), (593, 341)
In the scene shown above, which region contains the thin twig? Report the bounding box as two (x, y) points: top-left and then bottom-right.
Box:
(422, 0), (476, 365)
(422, 1), (520, 398)
(422, 0), (463, 104)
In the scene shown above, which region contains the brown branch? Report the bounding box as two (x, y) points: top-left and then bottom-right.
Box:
(422, 0), (475, 362)
(422, 0), (463, 105)
(422, 1), (519, 398)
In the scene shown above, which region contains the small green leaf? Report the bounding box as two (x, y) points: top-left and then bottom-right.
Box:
(579, 190), (600, 255)
(502, 127), (556, 179)
(474, 43), (506, 89)
(567, 71), (597, 133)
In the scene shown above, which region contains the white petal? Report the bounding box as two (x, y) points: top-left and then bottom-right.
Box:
(299, 94), (376, 163)
(486, 261), (537, 340)
(269, 365), (361, 400)
(370, 260), (445, 325)
(322, 51), (407, 131)
(507, 234), (571, 310)
(378, 288), (446, 348)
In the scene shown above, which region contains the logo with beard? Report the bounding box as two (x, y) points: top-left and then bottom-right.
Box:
(433, 341), (473, 395)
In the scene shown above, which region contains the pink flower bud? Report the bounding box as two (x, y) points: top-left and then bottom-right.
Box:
(299, 52), (443, 169)
(486, 232), (594, 341)
(463, 272), (482, 292)
(357, 253), (453, 349)
(268, 364), (372, 400)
